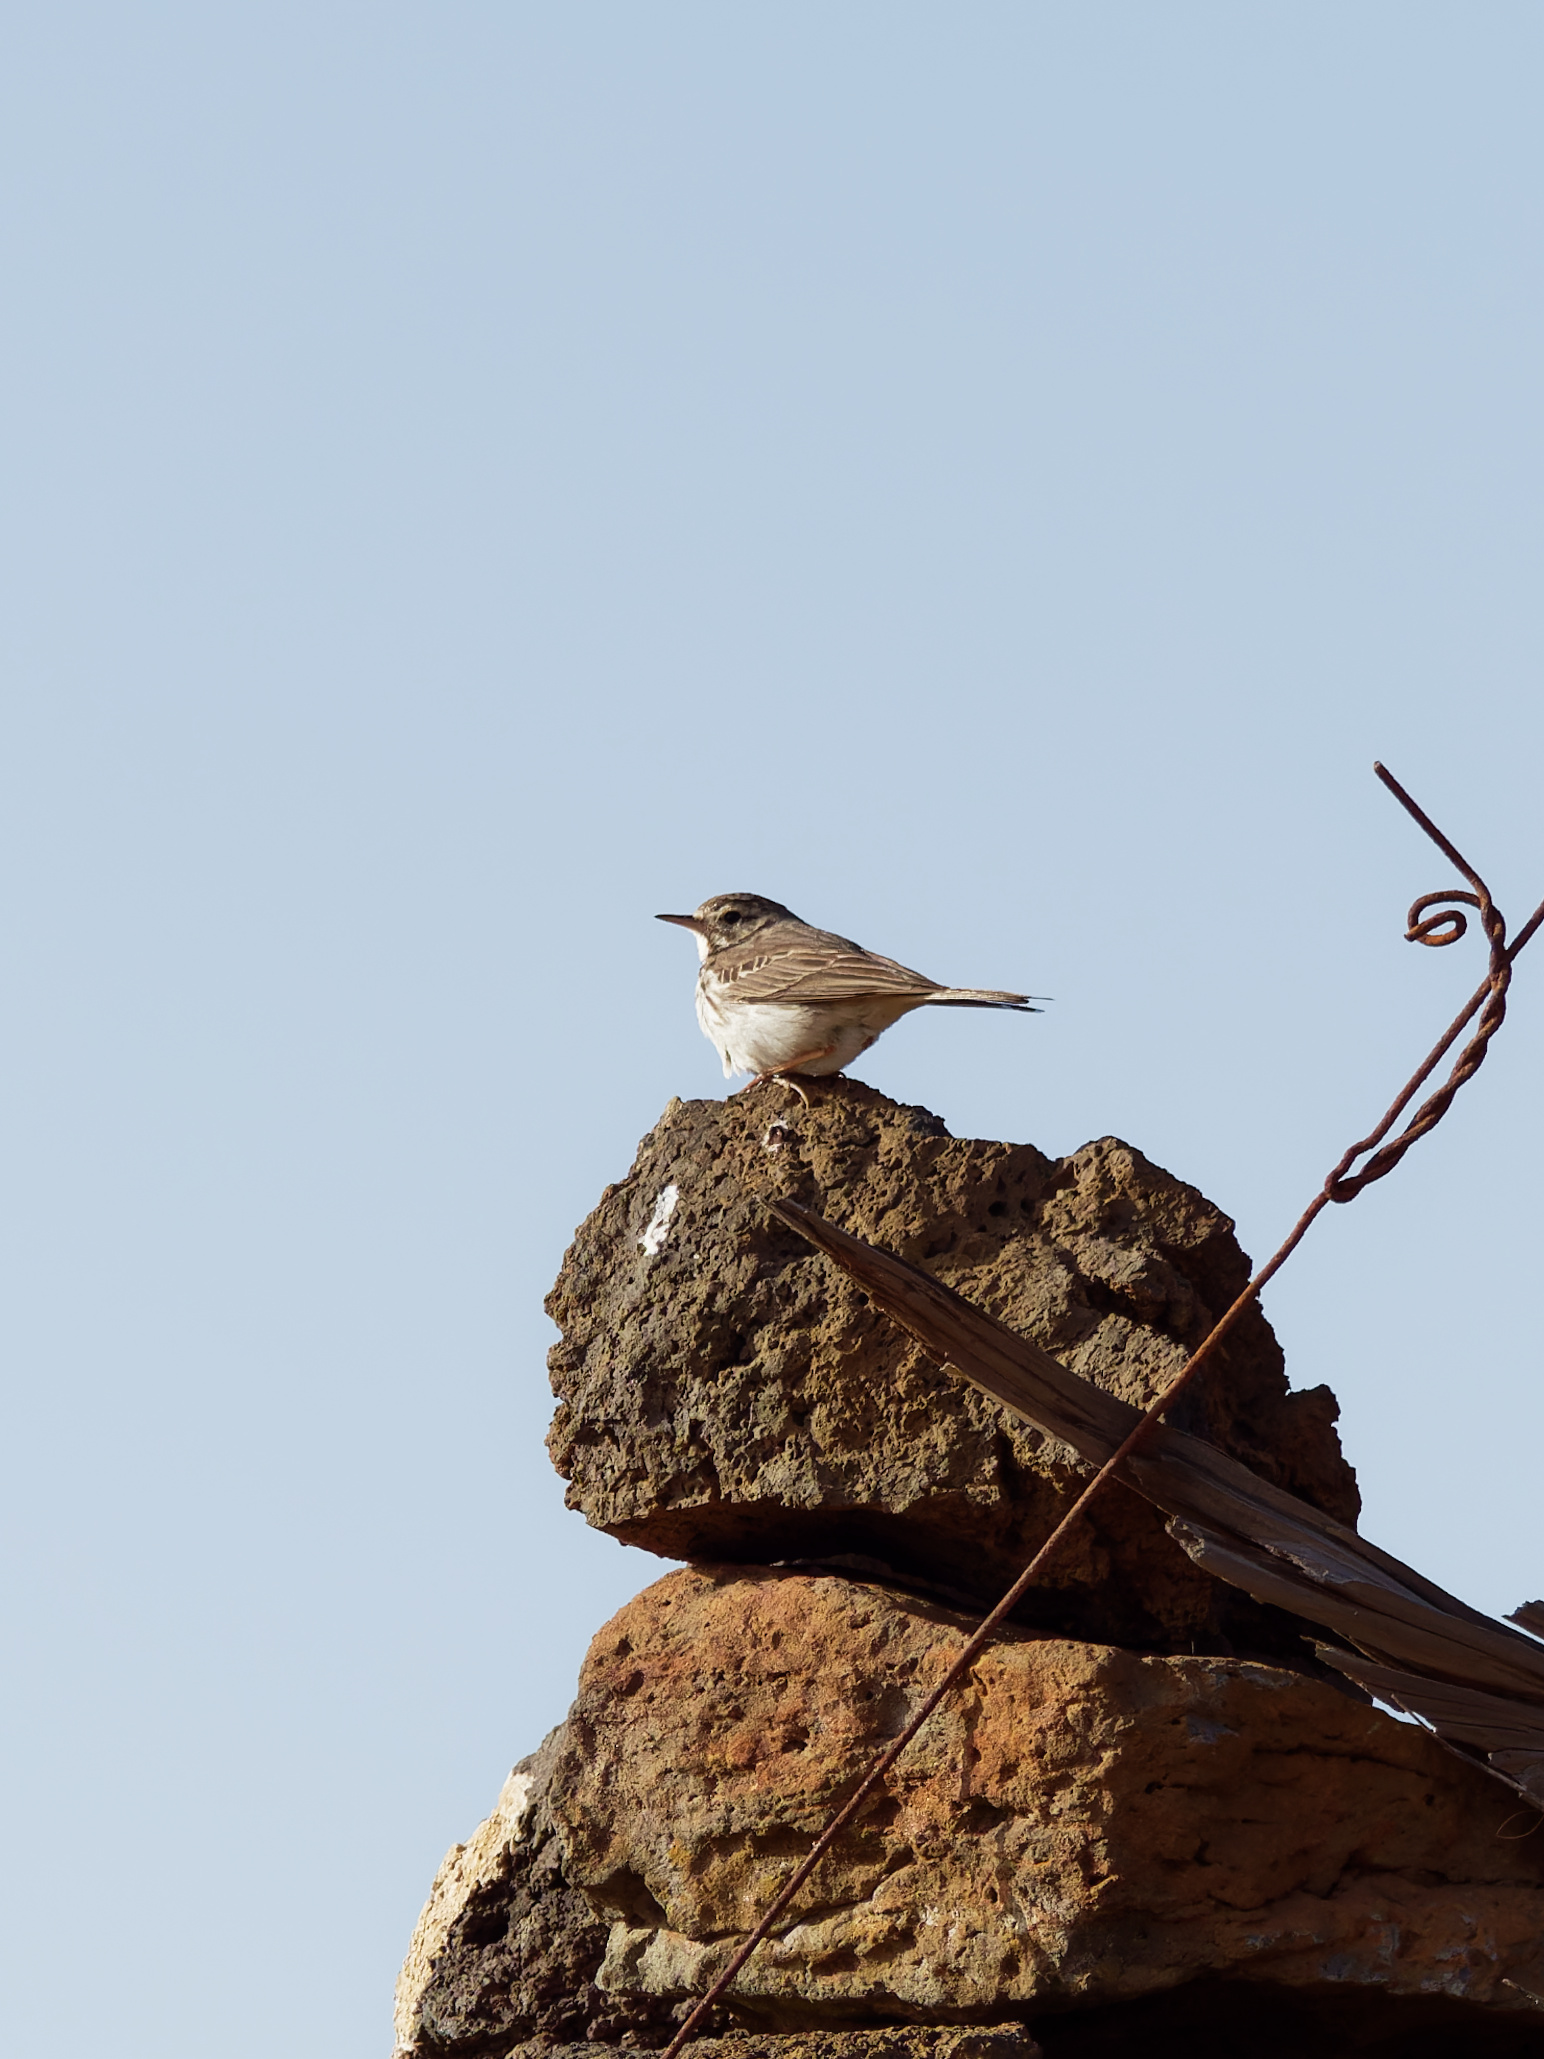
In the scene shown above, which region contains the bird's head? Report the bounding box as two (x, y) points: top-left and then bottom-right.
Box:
(656, 892), (798, 959)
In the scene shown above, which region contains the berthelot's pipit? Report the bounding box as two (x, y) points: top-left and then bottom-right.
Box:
(657, 892), (1037, 1093)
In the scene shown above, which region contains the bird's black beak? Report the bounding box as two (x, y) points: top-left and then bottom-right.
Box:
(656, 912), (704, 931)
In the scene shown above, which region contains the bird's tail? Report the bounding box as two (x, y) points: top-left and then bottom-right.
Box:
(925, 988), (1041, 1011)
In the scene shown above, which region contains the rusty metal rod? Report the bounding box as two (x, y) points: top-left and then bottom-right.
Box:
(659, 768), (1544, 2054)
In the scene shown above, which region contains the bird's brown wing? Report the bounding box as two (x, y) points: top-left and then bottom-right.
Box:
(704, 931), (942, 1005)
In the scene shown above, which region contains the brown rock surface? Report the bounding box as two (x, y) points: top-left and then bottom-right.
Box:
(550, 1566), (1544, 2029)
(546, 1086), (1356, 1654)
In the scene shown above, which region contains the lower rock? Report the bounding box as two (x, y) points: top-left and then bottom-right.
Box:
(555, 1567), (1544, 2024)
(395, 1567), (1544, 2055)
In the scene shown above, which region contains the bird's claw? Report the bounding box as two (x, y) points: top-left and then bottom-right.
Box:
(742, 1071), (815, 1107)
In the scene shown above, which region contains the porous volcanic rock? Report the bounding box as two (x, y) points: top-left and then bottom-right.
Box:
(553, 1566), (1544, 2030)
(546, 1086), (1356, 1655)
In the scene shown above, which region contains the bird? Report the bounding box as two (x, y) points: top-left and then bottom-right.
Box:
(656, 892), (1038, 1095)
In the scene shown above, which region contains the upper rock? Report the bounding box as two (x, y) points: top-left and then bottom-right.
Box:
(546, 1085), (1358, 1656)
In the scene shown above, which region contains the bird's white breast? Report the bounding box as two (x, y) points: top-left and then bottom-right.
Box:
(696, 980), (915, 1078)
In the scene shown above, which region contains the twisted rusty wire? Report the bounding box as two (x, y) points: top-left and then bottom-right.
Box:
(1323, 763), (1513, 1200)
(659, 765), (1544, 2056)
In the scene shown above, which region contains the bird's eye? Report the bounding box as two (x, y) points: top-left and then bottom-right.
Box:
(721, 911), (741, 925)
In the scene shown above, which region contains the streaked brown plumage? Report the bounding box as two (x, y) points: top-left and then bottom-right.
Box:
(656, 892), (1037, 1088)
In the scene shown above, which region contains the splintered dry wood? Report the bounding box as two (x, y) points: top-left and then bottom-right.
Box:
(769, 1197), (1544, 1812)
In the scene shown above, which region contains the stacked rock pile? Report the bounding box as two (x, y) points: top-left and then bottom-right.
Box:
(394, 1086), (1544, 2058)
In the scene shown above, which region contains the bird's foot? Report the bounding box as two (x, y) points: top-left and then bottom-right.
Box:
(741, 1045), (841, 1108)
(742, 1070), (814, 1106)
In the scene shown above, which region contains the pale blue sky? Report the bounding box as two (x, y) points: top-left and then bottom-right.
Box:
(2, 7), (1542, 2055)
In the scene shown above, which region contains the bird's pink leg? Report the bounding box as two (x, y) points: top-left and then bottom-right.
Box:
(739, 1043), (840, 1107)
